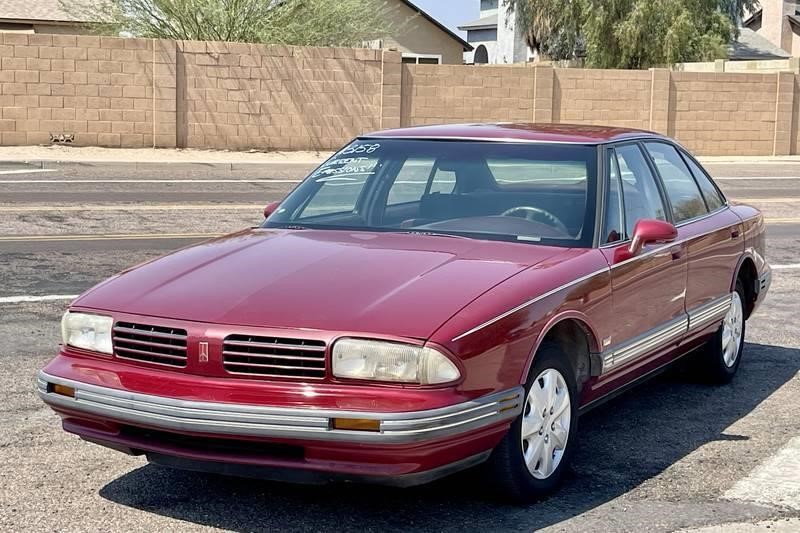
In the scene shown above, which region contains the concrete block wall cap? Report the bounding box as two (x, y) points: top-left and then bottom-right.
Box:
(697, 155), (800, 163)
(8, 159), (329, 170)
(0, 147), (332, 167)
(3, 153), (799, 168)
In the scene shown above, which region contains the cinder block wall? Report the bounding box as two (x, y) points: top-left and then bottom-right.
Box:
(2, 33), (800, 156)
(670, 72), (778, 156)
(403, 64), (799, 156)
(401, 64), (535, 124)
(178, 41), (388, 151)
(552, 69), (651, 130)
(0, 34), (175, 148)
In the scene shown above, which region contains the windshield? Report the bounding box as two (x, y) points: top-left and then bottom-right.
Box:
(264, 139), (599, 247)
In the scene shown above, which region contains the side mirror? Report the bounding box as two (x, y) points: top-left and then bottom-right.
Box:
(263, 201), (281, 219)
(614, 219), (677, 263)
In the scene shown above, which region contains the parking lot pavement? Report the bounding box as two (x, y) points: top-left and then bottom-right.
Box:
(1, 159), (799, 532)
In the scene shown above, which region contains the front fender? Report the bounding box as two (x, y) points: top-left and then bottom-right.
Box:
(519, 310), (603, 385)
(430, 249), (612, 396)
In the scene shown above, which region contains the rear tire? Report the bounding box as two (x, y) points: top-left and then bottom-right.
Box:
(697, 279), (746, 384)
(483, 342), (579, 503)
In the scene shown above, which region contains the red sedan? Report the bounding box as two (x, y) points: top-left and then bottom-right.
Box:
(39, 124), (770, 502)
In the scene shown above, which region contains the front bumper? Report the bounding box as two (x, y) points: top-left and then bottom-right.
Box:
(753, 266), (771, 314)
(757, 267), (771, 297)
(38, 371), (522, 445)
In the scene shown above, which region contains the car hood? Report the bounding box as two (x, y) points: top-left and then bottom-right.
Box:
(74, 229), (564, 339)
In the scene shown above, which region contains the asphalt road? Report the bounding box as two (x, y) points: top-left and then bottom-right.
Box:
(1, 159), (799, 532)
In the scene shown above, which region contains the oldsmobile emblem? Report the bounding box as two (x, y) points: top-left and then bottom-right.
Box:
(198, 341), (209, 363)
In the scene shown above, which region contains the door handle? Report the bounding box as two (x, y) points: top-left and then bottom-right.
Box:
(670, 245), (683, 260)
(731, 229), (741, 239)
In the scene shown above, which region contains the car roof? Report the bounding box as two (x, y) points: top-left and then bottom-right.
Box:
(361, 123), (667, 145)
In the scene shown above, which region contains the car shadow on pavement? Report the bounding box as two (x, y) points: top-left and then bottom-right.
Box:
(99, 342), (799, 532)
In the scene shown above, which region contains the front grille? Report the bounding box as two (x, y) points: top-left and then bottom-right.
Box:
(223, 334), (326, 379)
(113, 322), (188, 367)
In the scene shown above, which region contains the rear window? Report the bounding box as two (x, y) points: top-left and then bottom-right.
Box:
(486, 159), (588, 188)
(386, 158), (456, 205)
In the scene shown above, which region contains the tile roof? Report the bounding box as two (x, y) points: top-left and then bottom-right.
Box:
(0, 0), (95, 23)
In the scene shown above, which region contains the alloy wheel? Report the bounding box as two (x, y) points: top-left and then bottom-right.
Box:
(721, 291), (744, 368)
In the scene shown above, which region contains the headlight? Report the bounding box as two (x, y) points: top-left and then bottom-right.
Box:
(61, 312), (113, 355)
(332, 338), (460, 385)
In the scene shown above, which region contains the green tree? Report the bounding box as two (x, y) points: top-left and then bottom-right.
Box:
(65, 0), (397, 47)
(503, 0), (582, 60)
(507, 0), (759, 68)
(588, 0), (734, 68)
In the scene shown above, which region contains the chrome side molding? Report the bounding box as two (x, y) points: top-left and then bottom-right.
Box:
(601, 294), (733, 375)
(687, 295), (733, 331)
(601, 316), (688, 374)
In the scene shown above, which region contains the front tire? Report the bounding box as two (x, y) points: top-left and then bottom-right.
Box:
(483, 343), (579, 503)
(698, 280), (746, 384)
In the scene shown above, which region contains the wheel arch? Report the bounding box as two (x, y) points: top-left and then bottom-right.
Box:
(733, 253), (758, 319)
(520, 311), (602, 392)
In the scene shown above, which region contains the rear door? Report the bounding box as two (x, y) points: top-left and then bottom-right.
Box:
(641, 141), (743, 339)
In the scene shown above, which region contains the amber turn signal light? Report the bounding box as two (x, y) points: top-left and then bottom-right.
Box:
(51, 384), (76, 398)
(331, 418), (380, 432)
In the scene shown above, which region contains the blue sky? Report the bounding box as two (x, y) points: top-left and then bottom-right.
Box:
(413, 0), (480, 37)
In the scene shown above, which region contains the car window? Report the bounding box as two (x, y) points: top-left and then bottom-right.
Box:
(297, 175), (369, 218)
(614, 144), (667, 236)
(682, 152), (725, 211)
(603, 149), (625, 244)
(297, 150), (381, 218)
(387, 158), (455, 205)
(644, 142), (708, 223)
(486, 159), (587, 187)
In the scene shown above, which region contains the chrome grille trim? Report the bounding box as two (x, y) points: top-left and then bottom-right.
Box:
(113, 322), (188, 368)
(222, 334), (327, 379)
(224, 339), (326, 352)
(113, 325), (186, 342)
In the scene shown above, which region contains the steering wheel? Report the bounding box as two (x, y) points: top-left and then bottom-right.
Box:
(500, 206), (570, 235)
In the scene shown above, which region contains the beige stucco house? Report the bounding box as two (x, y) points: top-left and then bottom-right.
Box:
(744, 0), (800, 56)
(375, 0), (472, 64)
(0, 0), (95, 34)
(1, 0), (471, 65)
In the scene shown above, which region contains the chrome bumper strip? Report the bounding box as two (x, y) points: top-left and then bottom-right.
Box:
(37, 371), (523, 444)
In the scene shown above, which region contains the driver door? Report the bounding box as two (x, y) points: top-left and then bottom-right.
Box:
(594, 143), (688, 390)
